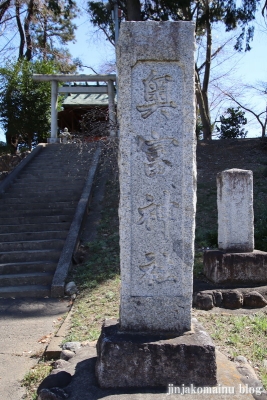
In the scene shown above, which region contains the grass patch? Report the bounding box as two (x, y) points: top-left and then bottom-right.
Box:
(196, 311), (267, 386)
(66, 172), (120, 343)
(22, 361), (53, 400)
(194, 251), (203, 277)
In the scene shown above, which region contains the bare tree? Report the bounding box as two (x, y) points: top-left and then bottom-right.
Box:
(218, 83), (267, 138)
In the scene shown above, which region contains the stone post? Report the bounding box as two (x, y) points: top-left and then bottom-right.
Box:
(96, 21), (217, 389)
(204, 169), (267, 285)
(107, 79), (116, 137)
(217, 168), (254, 252)
(49, 80), (59, 143)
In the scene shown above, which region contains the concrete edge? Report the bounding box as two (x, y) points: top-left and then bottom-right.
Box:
(51, 144), (102, 297)
(45, 309), (73, 360)
(0, 143), (46, 196)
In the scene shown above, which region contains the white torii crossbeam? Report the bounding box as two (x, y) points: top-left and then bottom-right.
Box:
(32, 74), (117, 141)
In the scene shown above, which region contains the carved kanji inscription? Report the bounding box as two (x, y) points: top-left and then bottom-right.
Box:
(136, 130), (179, 177)
(139, 252), (178, 285)
(137, 191), (179, 239)
(136, 70), (177, 118)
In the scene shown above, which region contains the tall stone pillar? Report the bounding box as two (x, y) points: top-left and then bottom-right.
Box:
(96, 21), (217, 388)
(118, 21), (196, 333)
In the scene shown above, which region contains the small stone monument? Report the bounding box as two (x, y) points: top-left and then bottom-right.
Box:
(218, 169), (254, 253)
(59, 127), (71, 144)
(96, 21), (217, 388)
(204, 169), (267, 284)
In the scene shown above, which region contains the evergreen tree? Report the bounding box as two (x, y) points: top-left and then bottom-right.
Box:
(216, 107), (248, 139)
(0, 59), (60, 152)
(0, 0), (78, 62)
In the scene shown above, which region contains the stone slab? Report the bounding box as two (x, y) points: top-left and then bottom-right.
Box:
(0, 298), (69, 400)
(203, 249), (267, 284)
(95, 318), (217, 388)
(217, 169), (254, 252)
(54, 345), (261, 399)
(117, 21), (196, 333)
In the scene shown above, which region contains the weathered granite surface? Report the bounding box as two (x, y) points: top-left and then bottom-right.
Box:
(217, 169), (254, 253)
(117, 21), (196, 333)
(96, 318), (217, 388)
(203, 249), (267, 284)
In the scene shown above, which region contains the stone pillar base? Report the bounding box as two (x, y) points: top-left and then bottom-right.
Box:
(47, 138), (60, 144)
(95, 318), (217, 388)
(203, 249), (267, 284)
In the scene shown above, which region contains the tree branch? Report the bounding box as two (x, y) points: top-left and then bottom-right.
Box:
(0, 0), (10, 23)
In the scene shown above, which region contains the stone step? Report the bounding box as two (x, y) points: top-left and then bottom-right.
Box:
(0, 239), (65, 252)
(0, 285), (51, 298)
(12, 182), (85, 191)
(0, 222), (70, 234)
(0, 193), (81, 203)
(11, 180), (85, 188)
(0, 208), (75, 218)
(0, 142), (99, 297)
(2, 188), (81, 197)
(0, 231), (67, 242)
(0, 214), (73, 225)
(1, 202), (76, 211)
(24, 162), (90, 168)
(0, 272), (53, 287)
(0, 249), (61, 263)
(0, 261), (57, 274)
(20, 164), (90, 170)
(5, 186), (85, 197)
(17, 170), (88, 178)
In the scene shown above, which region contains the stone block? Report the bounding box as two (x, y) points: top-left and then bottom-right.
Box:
(217, 169), (254, 252)
(203, 249), (267, 284)
(95, 319), (217, 388)
(222, 290), (243, 309)
(195, 292), (214, 310)
(117, 21), (196, 333)
(243, 291), (267, 308)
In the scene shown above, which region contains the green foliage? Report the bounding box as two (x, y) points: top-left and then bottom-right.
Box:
(216, 107), (248, 139)
(0, 0), (78, 62)
(0, 143), (12, 154)
(194, 252), (203, 277)
(88, 1), (115, 44)
(22, 361), (53, 400)
(65, 171), (120, 343)
(0, 59), (60, 152)
(88, 0), (260, 49)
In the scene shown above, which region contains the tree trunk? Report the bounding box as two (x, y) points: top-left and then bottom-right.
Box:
(125, 0), (142, 21)
(195, 67), (212, 140)
(15, 0), (25, 59)
(6, 134), (18, 154)
(195, 1), (212, 140)
(263, 106), (267, 138)
(24, 0), (34, 61)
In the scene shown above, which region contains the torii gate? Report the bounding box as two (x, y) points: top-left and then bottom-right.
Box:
(33, 74), (117, 142)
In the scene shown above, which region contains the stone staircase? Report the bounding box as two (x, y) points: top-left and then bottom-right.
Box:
(0, 143), (100, 298)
